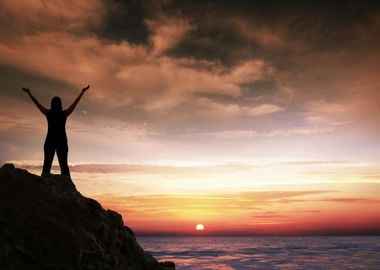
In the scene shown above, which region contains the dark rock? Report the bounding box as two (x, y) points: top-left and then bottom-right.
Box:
(1, 163), (15, 172)
(0, 164), (175, 270)
(159, 261), (176, 270)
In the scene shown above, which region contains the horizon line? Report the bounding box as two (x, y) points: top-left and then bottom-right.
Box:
(135, 231), (380, 237)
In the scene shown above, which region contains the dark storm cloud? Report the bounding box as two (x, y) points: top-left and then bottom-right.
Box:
(166, 21), (258, 65)
(165, 0), (380, 63)
(97, 0), (151, 44)
(3, 0), (379, 64)
(1, 0), (380, 138)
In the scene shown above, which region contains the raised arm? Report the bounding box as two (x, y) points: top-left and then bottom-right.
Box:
(22, 87), (48, 115)
(65, 85), (90, 116)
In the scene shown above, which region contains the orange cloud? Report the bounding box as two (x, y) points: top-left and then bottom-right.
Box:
(92, 190), (380, 235)
(147, 17), (193, 54)
(0, 0), (106, 35)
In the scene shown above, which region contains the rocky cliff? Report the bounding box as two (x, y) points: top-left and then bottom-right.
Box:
(0, 164), (174, 270)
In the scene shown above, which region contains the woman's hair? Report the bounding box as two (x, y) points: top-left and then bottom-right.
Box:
(51, 96), (63, 112)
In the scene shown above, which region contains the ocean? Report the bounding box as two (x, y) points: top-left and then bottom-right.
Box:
(138, 236), (380, 269)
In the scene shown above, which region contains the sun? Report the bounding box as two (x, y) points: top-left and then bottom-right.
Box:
(195, 224), (205, 231)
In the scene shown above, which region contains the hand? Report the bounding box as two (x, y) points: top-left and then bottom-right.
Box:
(22, 87), (30, 93)
(82, 85), (90, 93)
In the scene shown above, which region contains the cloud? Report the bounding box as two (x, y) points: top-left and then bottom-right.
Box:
(17, 160), (380, 179)
(204, 130), (259, 139)
(94, 190), (329, 219)
(252, 209), (321, 220)
(0, 13), (276, 117)
(308, 100), (348, 114)
(229, 17), (287, 49)
(91, 190), (380, 233)
(147, 17), (193, 54)
(0, 0), (106, 39)
(247, 104), (284, 116)
(0, 110), (41, 132)
(265, 125), (338, 138)
(195, 98), (284, 118)
(201, 122), (345, 139)
(18, 162), (255, 176)
(227, 59), (275, 84)
(2, 0), (375, 127)
(321, 198), (380, 204)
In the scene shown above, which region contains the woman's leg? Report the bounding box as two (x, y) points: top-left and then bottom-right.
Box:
(42, 143), (55, 176)
(57, 144), (70, 177)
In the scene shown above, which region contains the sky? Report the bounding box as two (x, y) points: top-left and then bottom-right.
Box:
(1, 0), (380, 235)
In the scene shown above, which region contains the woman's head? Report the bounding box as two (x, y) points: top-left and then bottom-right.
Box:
(51, 96), (62, 112)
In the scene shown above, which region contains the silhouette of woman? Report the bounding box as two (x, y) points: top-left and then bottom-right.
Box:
(22, 86), (90, 177)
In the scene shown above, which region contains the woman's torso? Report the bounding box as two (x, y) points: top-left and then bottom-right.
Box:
(45, 110), (68, 144)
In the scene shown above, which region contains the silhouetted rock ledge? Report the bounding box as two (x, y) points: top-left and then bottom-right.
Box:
(0, 164), (175, 270)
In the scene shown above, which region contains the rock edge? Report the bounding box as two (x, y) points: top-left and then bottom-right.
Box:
(0, 164), (175, 270)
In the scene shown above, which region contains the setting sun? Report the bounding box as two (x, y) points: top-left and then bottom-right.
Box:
(196, 224), (205, 231)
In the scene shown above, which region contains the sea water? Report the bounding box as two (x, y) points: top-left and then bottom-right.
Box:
(138, 236), (380, 269)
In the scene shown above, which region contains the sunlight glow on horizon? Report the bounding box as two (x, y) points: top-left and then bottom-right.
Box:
(196, 224), (205, 231)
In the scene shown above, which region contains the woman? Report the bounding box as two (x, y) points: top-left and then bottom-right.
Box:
(22, 85), (90, 177)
